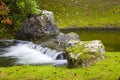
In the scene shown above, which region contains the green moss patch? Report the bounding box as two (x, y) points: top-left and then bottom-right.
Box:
(66, 40), (105, 68)
(66, 41), (102, 59)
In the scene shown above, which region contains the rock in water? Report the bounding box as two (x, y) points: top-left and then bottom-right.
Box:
(56, 32), (81, 48)
(15, 10), (59, 40)
(66, 40), (105, 68)
(38, 32), (81, 52)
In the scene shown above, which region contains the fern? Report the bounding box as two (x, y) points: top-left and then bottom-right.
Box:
(0, 0), (40, 38)
(16, 0), (40, 15)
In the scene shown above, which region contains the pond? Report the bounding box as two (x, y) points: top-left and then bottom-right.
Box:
(62, 29), (120, 52)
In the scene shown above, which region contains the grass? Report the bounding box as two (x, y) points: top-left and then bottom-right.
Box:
(38, 0), (120, 28)
(1, 0), (120, 38)
(0, 52), (120, 80)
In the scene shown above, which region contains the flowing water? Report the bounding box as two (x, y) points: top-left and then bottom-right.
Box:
(0, 40), (67, 67)
(0, 29), (120, 67)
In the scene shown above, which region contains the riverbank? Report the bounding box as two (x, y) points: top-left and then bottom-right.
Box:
(1, 0), (120, 39)
(38, 0), (120, 28)
(0, 26), (120, 39)
(60, 26), (120, 31)
(0, 52), (120, 80)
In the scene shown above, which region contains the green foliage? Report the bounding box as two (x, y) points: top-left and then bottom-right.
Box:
(0, 52), (120, 80)
(0, 0), (40, 38)
(0, 0), (12, 25)
(8, 0), (40, 28)
(0, 0), (13, 38)
(16, 0), (40, 15)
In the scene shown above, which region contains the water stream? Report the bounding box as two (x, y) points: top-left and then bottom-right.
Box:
(0, 40), (67, 67)
(0, 29), (120, 67)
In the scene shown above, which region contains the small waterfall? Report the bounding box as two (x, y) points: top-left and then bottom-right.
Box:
(28, 42), (65, 60)
(0, 40), (67, 66)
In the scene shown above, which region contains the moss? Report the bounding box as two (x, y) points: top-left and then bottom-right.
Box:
(66, 40), (101, 56)
(79, 51), (98, 60)
(66, 42), (83, 54)
(66, 40), (104, 68)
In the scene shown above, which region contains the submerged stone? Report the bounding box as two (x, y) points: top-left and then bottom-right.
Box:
(66, 40), (105, 68)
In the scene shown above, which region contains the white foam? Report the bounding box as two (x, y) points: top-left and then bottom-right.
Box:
(1, 41), (67, 66)
(2, 44), (53, 65)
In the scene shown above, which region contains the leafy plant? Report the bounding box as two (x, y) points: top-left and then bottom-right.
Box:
(0, 0), (40, 38)
(16, 0), (40, 15)
(0, 0), (12, 25)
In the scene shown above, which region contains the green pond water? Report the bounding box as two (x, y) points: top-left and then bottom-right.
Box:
(62, 29), (120, 52)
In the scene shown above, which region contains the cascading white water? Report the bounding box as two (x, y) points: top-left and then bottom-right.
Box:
(27, 42), (65, 60)
(0, 40), (67, 66)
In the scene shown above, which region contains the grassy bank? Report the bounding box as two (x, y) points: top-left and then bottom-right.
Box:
(1, 0), (120, 38)
(38, 0), (120, 28)
(0, 52), (120, 80)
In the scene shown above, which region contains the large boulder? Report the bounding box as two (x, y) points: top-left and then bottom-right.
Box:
(15, 10), (59, 40)
(66, 40), (105, 68)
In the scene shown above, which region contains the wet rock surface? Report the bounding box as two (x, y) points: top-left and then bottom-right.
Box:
(36, 32), (81, 52)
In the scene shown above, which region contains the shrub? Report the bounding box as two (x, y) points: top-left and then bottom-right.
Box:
(0, 0), (40, 38)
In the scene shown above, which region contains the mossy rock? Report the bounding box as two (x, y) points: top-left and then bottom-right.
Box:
(66, 40), (105, 68)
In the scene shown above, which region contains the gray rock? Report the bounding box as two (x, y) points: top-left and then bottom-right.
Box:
(38, 32), (81, 52)
(56, 32), (81, 47)
(66, 40), (105, 68)
(65, 32), (80, 42)
(15, 10), (59, 41)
